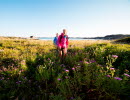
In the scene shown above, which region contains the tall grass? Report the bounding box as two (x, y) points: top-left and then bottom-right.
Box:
(0, 38), (130, 100)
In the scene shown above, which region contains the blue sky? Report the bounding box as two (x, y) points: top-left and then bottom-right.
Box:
(0, 0), (130, 37)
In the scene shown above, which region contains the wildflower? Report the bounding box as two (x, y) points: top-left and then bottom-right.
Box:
(2, 77), (4, 80)
(16, 81), (21, 84)
(60, 64), (65, 67)
(124, 73), (130, 77)
(85, 61), (89, 64)
(106, 75), (111, 77)
(21, 69), (25, 72)
(110, 68), (115, 70)
(28, 80), (31, 83)
(72, 67), (75, 70)
(16, 82), (19, 84)
(77, 66), (81, 68)
(65, 76), (68, 79)
(90, 60), (96, 63)
(57, 78), (61, 81)
(98, 65), (103, 67)
(3, 68), (7, 71)
(70, 97), (74, 99)
(114, 77), (122, 80)
(0, 77), (4, 80)
(112, 55), (118, 58)
(65, 70), (69, 72)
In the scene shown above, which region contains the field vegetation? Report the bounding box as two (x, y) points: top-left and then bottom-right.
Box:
(0, 37), (130, 100)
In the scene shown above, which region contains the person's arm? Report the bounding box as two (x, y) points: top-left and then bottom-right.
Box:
(53, 37), (56, 45)
(58, 35), (61, 48)
(66, 35), (69, 46)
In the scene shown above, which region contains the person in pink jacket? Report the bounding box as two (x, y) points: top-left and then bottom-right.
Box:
(58, 29), (69, 60)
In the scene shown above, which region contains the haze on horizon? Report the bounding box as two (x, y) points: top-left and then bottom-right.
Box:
(0, 0), (130, 37)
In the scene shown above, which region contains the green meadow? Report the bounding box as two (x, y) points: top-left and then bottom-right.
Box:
(0, 37), (130, 100)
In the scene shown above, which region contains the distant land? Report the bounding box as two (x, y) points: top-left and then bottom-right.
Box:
(38, 34), (130, 40)
(83, 34), (130, 40)
(1, 34), (130, 40)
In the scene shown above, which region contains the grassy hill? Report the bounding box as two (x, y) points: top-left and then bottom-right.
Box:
(115, 37), (130, 43)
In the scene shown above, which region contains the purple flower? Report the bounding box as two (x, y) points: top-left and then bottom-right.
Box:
(65, 70), (69, 72)
(110, 68), (115, 70)
(28, 80), (31, 83)
(77, 66), (81, 68)
(70, 97), (74, 99)
(2, 77), (4, 80)
(57, 78), (61, 81)
(124, 73), (130, 77)
(16, 81), (20, 84)
(48, 58), (50, 60)
(65, 76), (69, 79)
(114, 77), (122, 80)
(90, 60), (96, 63)
(72, 67), (75, 70)
(112, 55), (118, 58)
(60, 64), (65, 67)
(106, 75), (111, 77)
(85, 61), (89, 64)
(0, 77), (4, 80)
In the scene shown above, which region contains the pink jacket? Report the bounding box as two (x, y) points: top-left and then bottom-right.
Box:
(58, 33), (69, 48)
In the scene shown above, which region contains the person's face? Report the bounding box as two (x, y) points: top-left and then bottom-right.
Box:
(63, 29), (67, 34)
(56, 33), (58, 37)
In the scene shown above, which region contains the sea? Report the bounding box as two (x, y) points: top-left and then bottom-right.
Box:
(38, 37), (98, 40)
